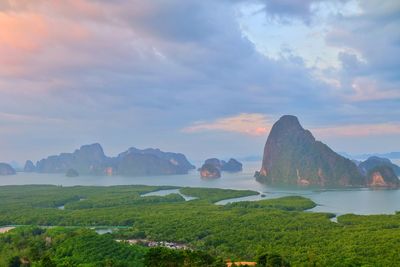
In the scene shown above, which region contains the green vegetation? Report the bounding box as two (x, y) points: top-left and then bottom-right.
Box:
(144, 247), (225, 267)
(0, 227), (223, 266)
(257, 253), (290, 267)
(1, 185), (400, 266)
(0, 226), (146, 266)
(226, 196), (317, 211)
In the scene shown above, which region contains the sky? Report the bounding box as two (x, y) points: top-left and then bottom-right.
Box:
(0, 0), (399, 164)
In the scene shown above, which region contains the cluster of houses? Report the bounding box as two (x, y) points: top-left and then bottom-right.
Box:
(116, 238), (190, 250)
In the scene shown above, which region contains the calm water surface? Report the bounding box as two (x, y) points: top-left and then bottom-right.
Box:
(2, 161), (400, 216)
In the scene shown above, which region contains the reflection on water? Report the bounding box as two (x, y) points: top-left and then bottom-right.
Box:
(141, 189), (198, 201)
(2, 161), (400, 215)
(95, 228), (114, 235)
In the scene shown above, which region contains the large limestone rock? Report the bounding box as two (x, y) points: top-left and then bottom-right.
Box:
(117, 148), (195, 175)
(36, 143), (107, 175)
(198, 158), (242, 178)
(367, 165), (399, 188)
(359, 156), (400, 177)
(199, 163), (221, 179)
(34, 144), (195, 176)
(255, 115), (365, 187)
(221, 159), (243, 172)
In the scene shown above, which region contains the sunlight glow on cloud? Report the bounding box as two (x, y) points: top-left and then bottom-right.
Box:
(182, 113), (271, 136)
(184, 113), (400, 139)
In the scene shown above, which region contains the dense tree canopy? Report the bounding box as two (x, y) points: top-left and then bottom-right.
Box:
(1, 185), (400, 266)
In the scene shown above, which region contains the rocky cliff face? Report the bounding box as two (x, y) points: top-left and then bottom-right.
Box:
(117, 148), (195, 175)
(36, 143), (107, 175)
(359, 156), (400, 176)
(199, 163), (221, 179)
(0, 163), (16, 175)
(255, 115), (366, 187)
(115, 148), (194, 176)
(367, 165), (399, 187)
(31, 144), (194, 176)
(199, 158), (242, 178)
(204, 158), (223, 169)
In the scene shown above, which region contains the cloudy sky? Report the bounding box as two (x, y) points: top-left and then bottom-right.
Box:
(0, 0), (399, 164)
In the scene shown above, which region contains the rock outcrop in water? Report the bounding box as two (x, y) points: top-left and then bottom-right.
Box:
(367, 165), (399, 187)
(36, 143), (107, 175)
(204, 158), (223, 169)
(255, 115), (366, 187)
(30, 144), (195, 176)
(115, 147), (195, 176)
(117, 148), (195, 175)
(23, 160), (36, 172)
(199, 158), (242, 178)
(202, 158), (243, 173)
(0, 163), (16, 175)
(221, 159), (243, 172)
(199, 163), (221, 179)
(359, 156), (400, 177)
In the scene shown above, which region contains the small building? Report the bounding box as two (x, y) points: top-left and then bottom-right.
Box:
(226, 261), (257, 267)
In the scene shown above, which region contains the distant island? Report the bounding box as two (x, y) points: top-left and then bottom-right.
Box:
(199, 158), (242, 178)
(255, 115), (399, 188)
(0, 163), (16, 176)
(358, 156), (400, 177)
(24, 144), (195, 177)
(13, 117), (399, 186)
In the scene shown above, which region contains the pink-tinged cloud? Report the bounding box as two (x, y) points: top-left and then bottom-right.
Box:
(346, 77), (400, 102)
(0, 111), (64, 124)
(0, 8), (93, 77)
(0, 13), (47, 51)
(182, 113), (271, 136)
(184, 113), (400, 138)
(0, 12), (48, 75)
(313, 123), (400, 137)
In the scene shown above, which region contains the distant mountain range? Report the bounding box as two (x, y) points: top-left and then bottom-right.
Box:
(348, 152), (400, 160)
(238, 152), (400, 163)
(255, 115), (399, 188)
(23, 144), (195, 177)
(0, 163), (16, 176)
(339, 152), (400, 160)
